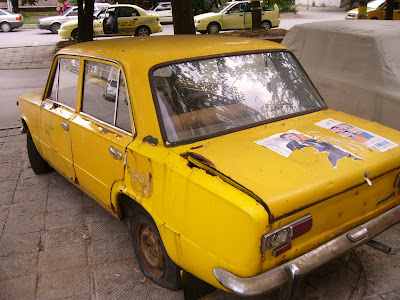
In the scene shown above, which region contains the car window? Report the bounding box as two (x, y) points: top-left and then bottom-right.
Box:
(48, 57), (80, 110)
(68, 8), (78, 16)
(0, 10), (5, 16)
(118, 7), (139, 17)
(81, 60), (131, 133)
(152, 52), (325, 144)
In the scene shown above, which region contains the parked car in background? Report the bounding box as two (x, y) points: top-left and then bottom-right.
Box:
(194, 1), (280, 34)
(147, 2), (172, 23)
(37, 3), (109, 34)
(17, 35), (400, 298)
(282, 20), (400, 132)
(345, 0), (400, 19)
(0, 8), (23, 32)
(58, 4), (162, 40)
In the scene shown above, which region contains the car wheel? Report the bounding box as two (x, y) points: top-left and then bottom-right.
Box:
(130, 207), (182, 290)
(207, 22), (220, 34)
(135, 26), (151, 36)
(262, 20), (271, 29)
(27, 129), (52, 174)
(71, 29), (79, 41)
(1, 22), (12, 32)
(50, 23), (61, 34)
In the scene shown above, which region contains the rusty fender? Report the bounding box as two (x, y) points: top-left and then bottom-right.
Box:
(213, 204), (400, 296)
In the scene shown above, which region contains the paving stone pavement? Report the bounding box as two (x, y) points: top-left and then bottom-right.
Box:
(0, 45), (54, 70)
(1, 128), (400, 299)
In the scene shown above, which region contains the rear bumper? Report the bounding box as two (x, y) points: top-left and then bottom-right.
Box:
(213, 204), (400, 296)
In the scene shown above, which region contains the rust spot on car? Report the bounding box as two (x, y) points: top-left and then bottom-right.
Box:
(74, 176), (79, 185)
(99, 126), (122, 138)
(190, 145), (204, 150)
(185, 152), (215, 168)
(143, 135), (158, 146)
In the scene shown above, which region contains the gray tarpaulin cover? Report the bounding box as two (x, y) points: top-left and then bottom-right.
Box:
(282, 20), (400, 131)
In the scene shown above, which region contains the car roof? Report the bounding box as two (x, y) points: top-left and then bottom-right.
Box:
(57, 35), (287, 71)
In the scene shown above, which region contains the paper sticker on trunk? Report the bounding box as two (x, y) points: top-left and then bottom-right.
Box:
(315, 119), (398, 152)
(255, 130), (361, 167)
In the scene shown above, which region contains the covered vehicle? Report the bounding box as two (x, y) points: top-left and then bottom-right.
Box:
(0, 8), (23, 32)
(282, 20), (400, 132)
(17, 36), (400, 297)
(194, 1), (280, 34)
(58, 4), (162, 40)
(345, 0), (400, 20)
(37, 3), (109, 34)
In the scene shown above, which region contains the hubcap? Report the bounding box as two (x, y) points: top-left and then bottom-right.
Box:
(137, 222), (165, 278)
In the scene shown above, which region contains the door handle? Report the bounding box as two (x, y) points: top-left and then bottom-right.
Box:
(61, 122), (69, 132)
(109, 146), (122, 160)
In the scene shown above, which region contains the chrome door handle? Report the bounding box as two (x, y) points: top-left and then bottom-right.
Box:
(61, 122), (69, 131)
(109, 146), (122, 160)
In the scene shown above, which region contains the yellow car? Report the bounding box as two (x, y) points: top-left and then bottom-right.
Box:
(345, 0), (400, 19)
(17, 36), (400, 297)
(194, 1), (280, 34)
(58, 4), (162, 40)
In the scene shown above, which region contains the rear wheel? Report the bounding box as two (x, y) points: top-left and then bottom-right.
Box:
(71, 29), (79, 40)
(1, 22), (12, 32)
(262, 20), (271, 29)
(50, 22), (61, 34)
(207, 22), (220, 34)
(135, 26), (151, 36)
(27, 129), (52, 174)
(130, 207), (182, 290)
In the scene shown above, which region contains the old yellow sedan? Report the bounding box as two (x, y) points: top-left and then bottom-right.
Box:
(17, 36), (400, 297)
(58, 4), (162, 40)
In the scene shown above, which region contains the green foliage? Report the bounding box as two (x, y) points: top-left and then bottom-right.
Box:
(262, 0), (298, 13)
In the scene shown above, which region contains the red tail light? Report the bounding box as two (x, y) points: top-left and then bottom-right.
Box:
(16, 16), (22, 20)
(261, 214), (313, 255)
(157, 17), (160, 22)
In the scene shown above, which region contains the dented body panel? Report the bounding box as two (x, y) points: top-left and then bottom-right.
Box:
(17, 36), (400, 296)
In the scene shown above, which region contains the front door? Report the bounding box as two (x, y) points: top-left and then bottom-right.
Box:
(222, 3), (246, 30)
(70, 59), (133, 209)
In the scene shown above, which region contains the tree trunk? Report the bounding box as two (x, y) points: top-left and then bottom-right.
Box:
(385, 0), (394, 19)
(358, 0), (367, 19)
(78, 0), (95, 42)
(171, 0), (196, 35)
(11, 0), (19, 13)
(251, 0), (262, 29)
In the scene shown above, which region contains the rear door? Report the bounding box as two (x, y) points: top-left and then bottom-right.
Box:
(39, 57), (80, 181)
(70, 59), (133, 209)
(222, 3), (246, 30)
(116, 6), (139, 35)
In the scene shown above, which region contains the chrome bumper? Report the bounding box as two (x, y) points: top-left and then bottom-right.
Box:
(213, 204), (400, 297)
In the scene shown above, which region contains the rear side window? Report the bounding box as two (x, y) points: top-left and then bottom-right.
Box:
(47, 57), (80, 110)
(81, 60), (132, 133)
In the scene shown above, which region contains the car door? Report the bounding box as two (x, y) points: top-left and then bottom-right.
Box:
(393, 0), (400, 19)
(70, 59), (133, 209)
(39, 57), (79, 181)
(116, 6), (139, 35)
(222, 3), (246, 30)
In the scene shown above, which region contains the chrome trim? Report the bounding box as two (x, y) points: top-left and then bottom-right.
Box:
(346, 227), (368, 243)
(213, 204), (400, 296)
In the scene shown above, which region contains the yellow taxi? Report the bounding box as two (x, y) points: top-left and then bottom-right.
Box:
(345, 0), (400, 19)
(17, 36), (400, 297)
(58, 4), (162, 40)
(194, 1), (280, 34)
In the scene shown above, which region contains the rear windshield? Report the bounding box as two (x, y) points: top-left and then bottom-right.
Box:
(152, 51), (325, 145)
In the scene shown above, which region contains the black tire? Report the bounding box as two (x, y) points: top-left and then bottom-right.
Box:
(71, 29), (79, 40)
(50, 22), (61, 34)
(207, 22), (220, 34)
(1, 22), (12, 32)
(130, 207), (182, 290)
(198, 30), (207, 34)
(135, 26), (151, 36)
(262, 20), (271, 29)
(27, 129), (52, 174)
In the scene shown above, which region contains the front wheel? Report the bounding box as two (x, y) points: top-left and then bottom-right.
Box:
(130, 207), (182, 290)
(135, 26), (151, 36)
(27, 129), (52, 174)
(50, 22), (61, 34)
(71, 29), (79, 40)
(207, 22), (220, 34)
(262, 20), (271, 29)
(1, 22), (12, 32)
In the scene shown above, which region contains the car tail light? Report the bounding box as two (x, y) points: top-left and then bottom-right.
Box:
(157, 17), (160, 22)
(16, 16), (22, 20)
(395, 172), (400, 188)
(261, 214), (312, 255)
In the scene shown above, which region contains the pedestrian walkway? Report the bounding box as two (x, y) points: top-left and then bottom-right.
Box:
(0, 45), (54, 70)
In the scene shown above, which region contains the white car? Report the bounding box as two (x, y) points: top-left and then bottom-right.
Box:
(0, 8), (23, 32)
(37, 3), (109, 34)
(147, 2), (172, 23)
